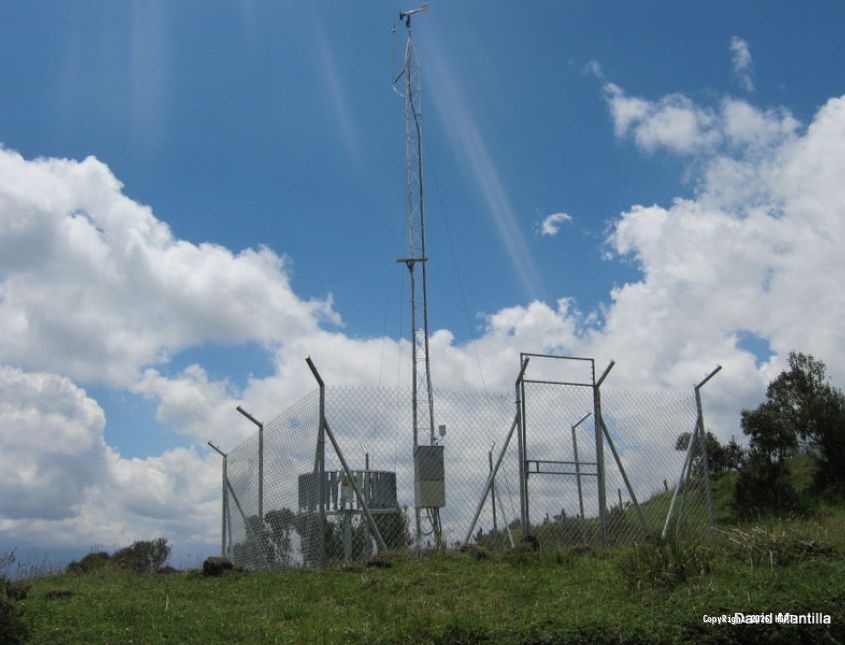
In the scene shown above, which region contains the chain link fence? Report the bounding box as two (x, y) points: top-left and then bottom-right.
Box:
(221, 379), (712, 569)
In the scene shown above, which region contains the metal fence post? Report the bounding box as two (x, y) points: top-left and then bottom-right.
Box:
(662, 419), (699, 540)
(571, 412), (590, 543)
(222, 455), (228, 556)
(488, 447), (497, 533)
(515, 357), (530, 537)
(305, 357), (327, 565)
(594, 361), (614, 546)
(236, 406), (265, 524)
(208, 441), (228, 557)
(695, 365), (721, 529)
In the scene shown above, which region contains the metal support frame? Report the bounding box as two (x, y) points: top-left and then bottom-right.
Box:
(515, 353), (612, 545)
(661, 364), (722, 540)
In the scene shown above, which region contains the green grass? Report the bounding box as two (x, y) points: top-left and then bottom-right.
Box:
(17, 458), (845, 644)
(20, 517), (845, 645)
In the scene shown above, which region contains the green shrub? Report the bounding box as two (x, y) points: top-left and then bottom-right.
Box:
(0, 553), (29, 645)
(66, 550), (110, 574)
(618, 540), (713, 589)
(733, 453), (801, 519)
(112, 538), (171, 574)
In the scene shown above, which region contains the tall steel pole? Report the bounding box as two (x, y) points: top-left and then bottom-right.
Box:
(394, 5), (439, 547)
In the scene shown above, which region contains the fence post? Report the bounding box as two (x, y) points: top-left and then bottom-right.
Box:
(305, 357), (328, 566)
(515, 356), (530, 537)
(488, 447), (497, 533)
(571, 412), (590, 543)
(207, 441), (227, 557)
(695, 365), (721, 529)
(662, 418), (699, 540)
(594, 361), (614, 546)
(236, 406), (264, 524)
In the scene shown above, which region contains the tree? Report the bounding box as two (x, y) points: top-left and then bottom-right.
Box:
(111, 538), (171, 574)
(761, 352), (845, 488)
(733, 352), (845, 517)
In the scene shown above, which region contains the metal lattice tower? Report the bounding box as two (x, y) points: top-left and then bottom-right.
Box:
(394, 4), (441, 546)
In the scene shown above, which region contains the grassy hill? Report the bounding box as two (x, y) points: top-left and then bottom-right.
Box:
(12, 458), (845, 644)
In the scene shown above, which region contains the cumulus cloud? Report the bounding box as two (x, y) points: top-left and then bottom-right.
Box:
(0, 147), (339, 386)
(730, 36), (754, 92)
(537, 212), (573, 237)
(0, 366), (218, 548)
(604, 83), (797, 162)
(604, 83), (719, 154)
(0, 367), (108, 520)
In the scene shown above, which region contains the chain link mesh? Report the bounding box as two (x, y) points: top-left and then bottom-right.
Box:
(222, 383), (710, 569)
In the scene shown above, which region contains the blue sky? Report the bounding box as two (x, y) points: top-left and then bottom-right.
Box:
(2, 2), (845, 554)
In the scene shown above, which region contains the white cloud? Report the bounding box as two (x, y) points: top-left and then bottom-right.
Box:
(537, 212), (573, 236)
(0, 366), (218, 548)
(0, 367), (108, 521)
(730, 36), (754, 92)
(604, 83), (718, 154)
(0, 147), (339, 387)
(604, 84), (797, 165)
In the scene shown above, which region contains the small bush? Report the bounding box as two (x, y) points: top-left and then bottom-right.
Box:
(112, 538), (171, 574)
(618, 540), (713, 589)
(66, 551), (110, 575)
(0, 552), (29, 645)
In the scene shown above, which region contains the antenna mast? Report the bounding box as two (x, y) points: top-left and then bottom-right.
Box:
(393, 3), (442, 547)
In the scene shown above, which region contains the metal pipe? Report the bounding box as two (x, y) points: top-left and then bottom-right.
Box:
(463, 414), (519, 545)
(600, 418), (648, 534)
(522, 379), (595, 388)
(208, 442), (227, 556)
(305, 357), (327, 565)
(661, 418), (700, 540)
(570, 413), (590, 527)
(464, 414), (519, 544)
(488, 447), (497, 534)
(595, 360), (616, 388)
(514, 357), (529, 538)
(236, 406), (264, 523)
(225, 478), (267, 567)
(520, 374), (530, 534)
(519, 352), (596, 363)
(695, 365), (721, 529)
(323, 419), (388, 552)
(222, 456), (227, 556)
(593, 362), (613, 546)
(696, 364), (722, 390)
